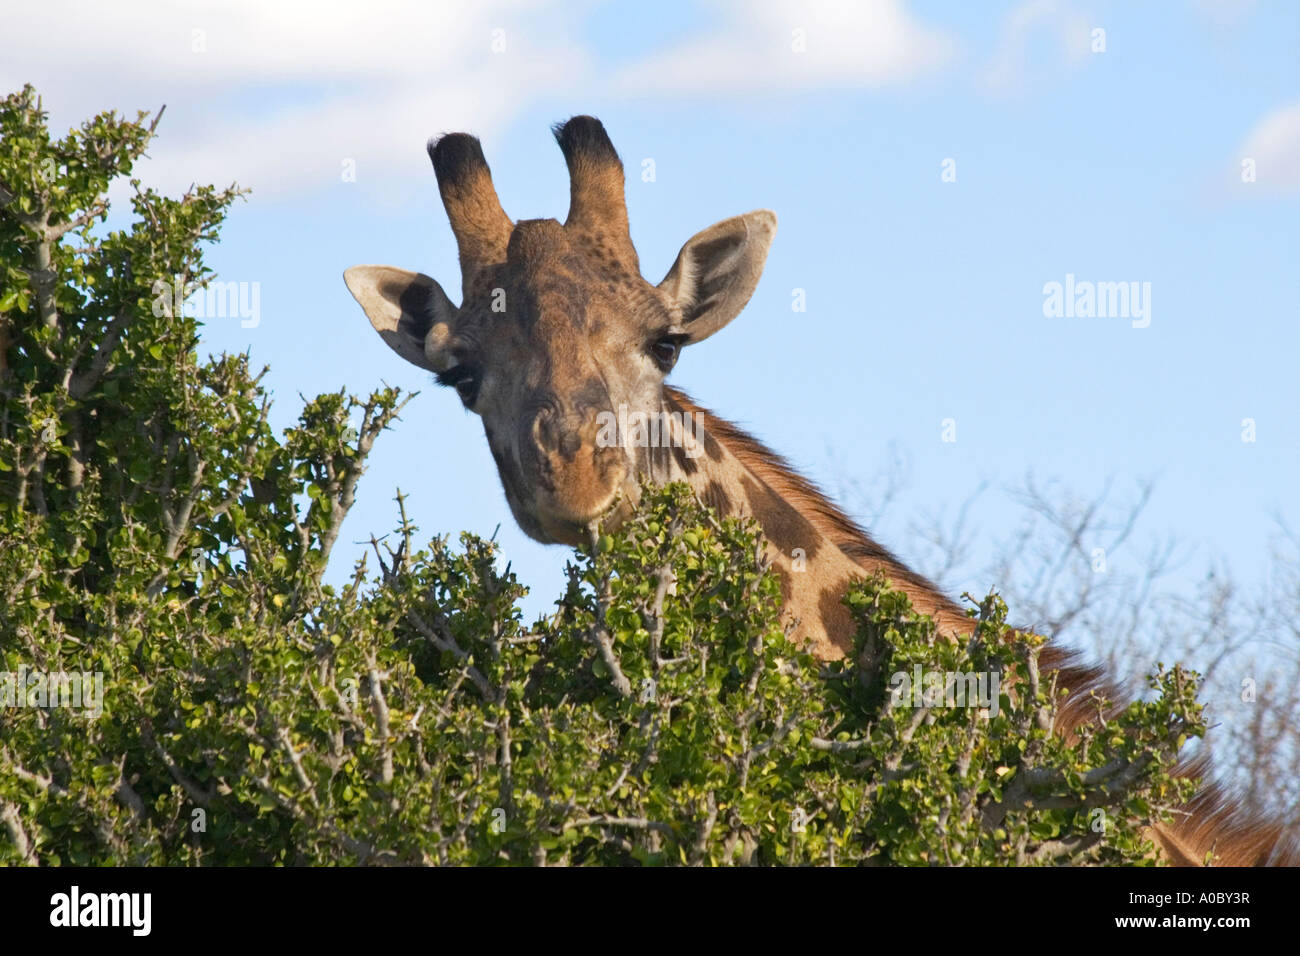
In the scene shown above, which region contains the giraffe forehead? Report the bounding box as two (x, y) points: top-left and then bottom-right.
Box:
(463, 280), (609, 392)
(459, 230), (670, 366)
(521, 269), (593, 329)
(464, 215), (669, 335)
(487, 257), (644, 338)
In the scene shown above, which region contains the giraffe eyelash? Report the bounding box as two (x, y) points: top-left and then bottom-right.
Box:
(434, 365), (473, 388)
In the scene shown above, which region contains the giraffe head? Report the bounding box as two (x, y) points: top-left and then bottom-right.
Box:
(345, 117), (775, 545)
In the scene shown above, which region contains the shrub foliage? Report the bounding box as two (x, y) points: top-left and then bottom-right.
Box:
(0, 86), (1202, 865)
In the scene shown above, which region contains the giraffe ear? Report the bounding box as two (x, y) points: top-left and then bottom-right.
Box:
(344, 265), (458, 372)
(657, 210), (777, 344)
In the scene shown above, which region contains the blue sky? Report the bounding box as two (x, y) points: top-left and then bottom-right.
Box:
(9, 0), (1299, 635)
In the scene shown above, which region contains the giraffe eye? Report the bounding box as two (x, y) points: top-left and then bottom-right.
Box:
(650, 335), (686, 369)
(436, 365), (480, 407)
(455, 376), (478, 405)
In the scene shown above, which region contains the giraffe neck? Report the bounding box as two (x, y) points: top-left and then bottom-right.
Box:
(649, 388), (970, 658)
(642, 391), (1296, 867)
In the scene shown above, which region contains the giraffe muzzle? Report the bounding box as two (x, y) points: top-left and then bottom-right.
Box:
(527, 407), (633, 544)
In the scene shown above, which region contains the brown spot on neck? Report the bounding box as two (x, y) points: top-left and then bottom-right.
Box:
(663, 387), (969, 637)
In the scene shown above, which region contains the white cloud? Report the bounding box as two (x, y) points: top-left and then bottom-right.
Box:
(982, 0), (1097, 94)
(3, 1), (954, 201)
(613, 0), (955, 95)
(1235, 102), (1300, 194)
(2, 1), (590, 201)
(1193, 0), (1259, 22)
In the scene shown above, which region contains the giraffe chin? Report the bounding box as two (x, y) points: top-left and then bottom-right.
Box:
(532, 485), (640, 548)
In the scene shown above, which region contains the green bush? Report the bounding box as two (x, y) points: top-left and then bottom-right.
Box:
(0, 85), (1202, 865)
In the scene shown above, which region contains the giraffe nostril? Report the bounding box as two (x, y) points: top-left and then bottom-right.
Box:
(559, 430), (582, 458)
(533, 409), (559, 452)
(533, 407), (589, 461)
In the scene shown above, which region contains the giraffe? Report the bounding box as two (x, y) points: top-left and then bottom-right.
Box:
(345, 116), (1295, 867)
